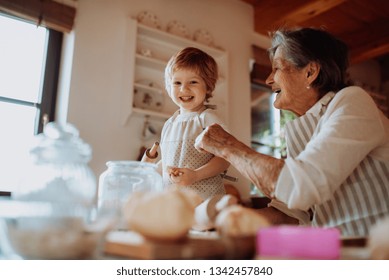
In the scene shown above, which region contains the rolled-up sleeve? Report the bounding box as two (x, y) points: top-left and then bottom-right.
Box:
(268, 198), (311, 225)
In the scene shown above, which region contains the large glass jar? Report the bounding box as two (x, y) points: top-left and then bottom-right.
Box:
(1, 123), (112, 259)
(97, 161), (162, 220)
(13, 122), (97, 222)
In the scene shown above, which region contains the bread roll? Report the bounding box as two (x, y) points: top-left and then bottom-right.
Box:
(178, 188), (204, 208)
(192, 194), (238, 231)
(122, 189), (196, 241)
(215, 205), (270, 237)
(215, 194), (238, 212)
(192, 195), (223, 231)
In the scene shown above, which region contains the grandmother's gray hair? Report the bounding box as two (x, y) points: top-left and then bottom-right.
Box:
(268, 27), (350, 97)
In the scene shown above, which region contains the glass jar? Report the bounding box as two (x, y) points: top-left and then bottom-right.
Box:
(1, 122), (118, 259)
(13, 122), (97, 222)
(97, 161), (162, 219)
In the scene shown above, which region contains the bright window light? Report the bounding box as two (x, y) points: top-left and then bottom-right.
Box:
(0, 14), (47, 193)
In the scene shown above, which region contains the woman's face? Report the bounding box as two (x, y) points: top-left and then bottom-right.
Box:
(266, 47), (316, 116)
(168, 68), (207, 114)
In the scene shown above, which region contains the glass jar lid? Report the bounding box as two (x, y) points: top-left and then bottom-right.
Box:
(30, 122), (92, 164)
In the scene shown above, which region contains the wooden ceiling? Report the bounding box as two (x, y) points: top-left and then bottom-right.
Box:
(242, 0), (389, 65)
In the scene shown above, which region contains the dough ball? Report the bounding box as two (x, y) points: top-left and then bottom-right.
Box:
(193, 195), (223, 231)
(215, 205), (270, 237)
(215, 194), (238, 212)
(192, 194), (239, 231)
(178, 188), (204, 208)
(163, 186), (204, 208)
(122, 189), (195, 241)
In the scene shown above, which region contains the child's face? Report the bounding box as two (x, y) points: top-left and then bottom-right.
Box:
(168, 68), (207, 114)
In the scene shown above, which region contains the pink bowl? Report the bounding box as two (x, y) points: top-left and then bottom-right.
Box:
(257, 226), (340, 259)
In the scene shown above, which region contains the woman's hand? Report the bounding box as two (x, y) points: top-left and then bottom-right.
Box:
(167, 166), (197, 186)
(195, 123), (231, 158)
(196, 123), (284, 199)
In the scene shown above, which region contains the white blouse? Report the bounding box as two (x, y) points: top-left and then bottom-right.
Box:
(273, 86), (389, 236)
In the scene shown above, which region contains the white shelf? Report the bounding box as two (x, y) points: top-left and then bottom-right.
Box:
(134, 82), (164, 95)
(132, 107), (171, 119)
(135, 54), (166, 71)
(121, 18), (229, 125)
(137, 23), (226, 59)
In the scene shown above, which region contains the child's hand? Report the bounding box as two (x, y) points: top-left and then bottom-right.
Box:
(167, 166), (197, 186)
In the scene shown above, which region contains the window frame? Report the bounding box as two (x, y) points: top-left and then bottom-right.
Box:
(0, 12), (63, 134)
(37, 27), (63, 133)
(0, 13), (63, 196)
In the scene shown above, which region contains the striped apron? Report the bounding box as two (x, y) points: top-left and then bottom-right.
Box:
(284, 93), (389, 236)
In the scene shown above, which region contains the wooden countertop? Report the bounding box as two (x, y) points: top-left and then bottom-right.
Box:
(104, 230), (256, 260)
(103, 230), (370, 260)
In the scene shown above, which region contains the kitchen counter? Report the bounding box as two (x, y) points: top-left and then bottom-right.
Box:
(103, 230), (256, 260)
(102, 230), (370, 260)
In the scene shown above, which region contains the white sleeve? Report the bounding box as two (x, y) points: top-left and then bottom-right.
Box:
(201, 109), (229, 132)
(268, 199), (311, 225)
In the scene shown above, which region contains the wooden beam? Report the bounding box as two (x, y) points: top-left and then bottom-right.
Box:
(0, 0), (76, 33)
(251, 0), (345, 34)
(350, 36), (389, 64)
(241, 0), (258, 5)
(342, 18), (389, 45)
(339, 17), (389, 63)
(252, 0), (307, 34)
(274, 0), (346, 25)
(244, 0), (389, 62)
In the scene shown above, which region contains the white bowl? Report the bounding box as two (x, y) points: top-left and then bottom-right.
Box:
(0, 200), (112, 259)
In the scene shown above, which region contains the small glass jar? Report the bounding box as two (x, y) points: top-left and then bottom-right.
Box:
(97, 161), (162, 219)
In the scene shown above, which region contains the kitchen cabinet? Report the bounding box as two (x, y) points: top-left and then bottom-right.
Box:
(121, 18), (229, 125)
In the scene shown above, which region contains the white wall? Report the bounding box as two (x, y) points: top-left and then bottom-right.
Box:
(59, 0), (269, 201)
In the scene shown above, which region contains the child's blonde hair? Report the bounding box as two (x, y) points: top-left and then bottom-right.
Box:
(164, 47), (218, 103)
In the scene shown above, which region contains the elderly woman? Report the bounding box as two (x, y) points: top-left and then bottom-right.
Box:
(195, 27), (389, 237)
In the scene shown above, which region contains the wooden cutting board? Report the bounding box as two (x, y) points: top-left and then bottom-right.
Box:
(103, 230), (256, 260)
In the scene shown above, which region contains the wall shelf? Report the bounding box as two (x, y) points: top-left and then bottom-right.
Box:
(121, 18), (229, 125)
(134, 82), (164, 94)
(132, 107), (171, 119)
(137, 22), (226, 59)
(135, 54), (166, 71)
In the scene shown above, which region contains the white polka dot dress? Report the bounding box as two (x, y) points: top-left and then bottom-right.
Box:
(160, 108), (226, 200)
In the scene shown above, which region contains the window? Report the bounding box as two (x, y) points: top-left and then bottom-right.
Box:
(0, 13), (62, 194)
(250, 83), (296, 196)
(251, 84), (282, 156)
(251, 83), (296, 158)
